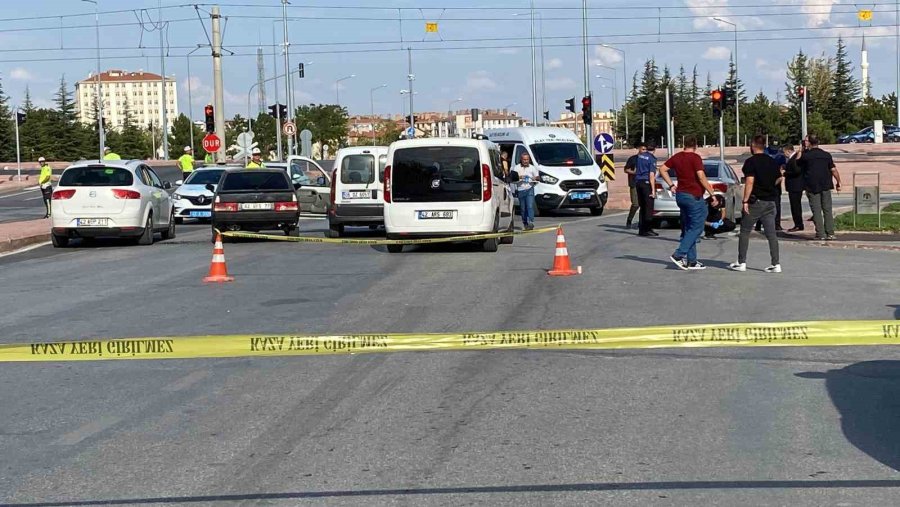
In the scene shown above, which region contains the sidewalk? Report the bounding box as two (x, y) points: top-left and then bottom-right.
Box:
(0, 218), (50, 254)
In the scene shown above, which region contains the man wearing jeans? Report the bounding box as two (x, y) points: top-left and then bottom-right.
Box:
(797, 134), (842, 240)
(730, 135), (782, 273)
(657, 136), (717, 270)
(623, 143), (646, 228)
(513, 153), (540, 231)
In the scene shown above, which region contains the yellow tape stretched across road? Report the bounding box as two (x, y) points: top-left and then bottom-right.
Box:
(220, 225), (557, 245)
(2, 320), (899, 362)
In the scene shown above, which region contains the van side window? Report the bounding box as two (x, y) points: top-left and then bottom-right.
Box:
(489, 150), (503, 179)
(378, 154), (387, 182)
(513, 145), (529, 165)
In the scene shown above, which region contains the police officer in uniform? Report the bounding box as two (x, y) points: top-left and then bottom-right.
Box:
(177, 146), (195, 181)
(103, 147), (121, 160)
(246, 148), (266, 169)
(38, 157), (53, 218)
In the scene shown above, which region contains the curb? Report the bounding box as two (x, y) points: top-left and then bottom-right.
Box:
(0, 233), (51, 254)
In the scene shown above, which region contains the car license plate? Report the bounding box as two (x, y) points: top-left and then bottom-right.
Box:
(571, 192), (592, 200)
(418, 210), (454, 219)
(240, 203), (273, 210)
(189, 211), (212, 218)
(76, 218), (108, 226)
(342, 191), (371, 200)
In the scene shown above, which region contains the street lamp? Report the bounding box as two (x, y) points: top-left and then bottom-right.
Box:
(712, 17), (739, 146)
(448, 97), (463, 114)
(400, 89), (418, 121)
(185, 44), (205, 154)
(598, 43), (628, 142)
(503, 102), (517, 112)
(335, 74), (356, 109)
(513, 4), (538, 125)
(82, 0), (103, 160)
(370, 84), (387, 145)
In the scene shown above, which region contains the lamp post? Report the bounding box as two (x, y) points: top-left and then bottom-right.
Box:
(82, 0), (103, 159)
(335, 74), (356, 108)
(598, 43), (627, 142)
(448, 98), (462, 137)
(713, 17), (739, 146)
(185, 45), (205, 154)
(370, 84), (387, 145)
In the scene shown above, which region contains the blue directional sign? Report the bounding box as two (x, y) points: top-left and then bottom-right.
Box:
(594, 132), (615, 154)
(405, 126), (416, 138)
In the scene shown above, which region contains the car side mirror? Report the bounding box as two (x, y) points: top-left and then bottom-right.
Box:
(205, 183), (215, 192)
(162, 181), (172, 189)
(316, 176), (326, 186)
(174, 179), (183, 186)
(293, 182), (302, 190)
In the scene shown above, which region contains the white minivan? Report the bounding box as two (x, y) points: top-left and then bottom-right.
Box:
(383, 137), (515, 253)
(327, 146), (389, 237)
(485, 127), (608, 215)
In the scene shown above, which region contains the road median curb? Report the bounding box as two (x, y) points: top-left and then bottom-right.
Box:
(0, 232), (50, 254)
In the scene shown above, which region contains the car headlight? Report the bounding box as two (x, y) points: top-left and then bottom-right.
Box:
(538, 172), (558, 184)
(598, 172), (606, 183)
(172, 193), (183, 200)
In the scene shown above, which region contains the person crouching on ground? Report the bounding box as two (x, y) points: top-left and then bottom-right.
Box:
(703, 194), (735, 239)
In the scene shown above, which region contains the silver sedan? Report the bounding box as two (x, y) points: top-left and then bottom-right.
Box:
(652, 159), (744, 227)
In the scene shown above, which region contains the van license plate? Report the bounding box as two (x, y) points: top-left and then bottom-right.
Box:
(571, 192), (592, 200)
(76, 218), (108, 226)
(418, 210), (454, 219)
(342, 191), (370, 200)
(240, 203), (273, 210)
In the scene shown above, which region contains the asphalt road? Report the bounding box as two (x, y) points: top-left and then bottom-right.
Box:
(1, 208), (899, 505)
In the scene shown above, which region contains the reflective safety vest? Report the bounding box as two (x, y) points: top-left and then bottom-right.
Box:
(178, 154), (195, 172)
(39, 164), (53, 189)
(103, 152), (122, 160)
(204, 153), (213, 163)
(246, 160), (266, 169)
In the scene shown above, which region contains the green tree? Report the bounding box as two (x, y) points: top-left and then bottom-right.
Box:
(167, 113), (203, 158)
(784, 50), (811, 142)
(293, 104), (349, 148)
(109, 99), (149, 159)
(375, 119), (403, 145)
(827, 37), (861, 135)
(807, 54), (833, 114)
(0, 74), (16, 162)
(741, 91), (788, 144)
(807, 111), (835, 144)
(251, 112), (277, 156)
(225, 114), (247, 151)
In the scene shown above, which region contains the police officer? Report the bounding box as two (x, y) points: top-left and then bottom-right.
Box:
(38, 157), (52, 219)
(103, 147), (121, 160)
(246, 148), (266, 169)
(177, 146), (195, 181)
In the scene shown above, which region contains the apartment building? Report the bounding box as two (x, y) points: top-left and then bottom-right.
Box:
(75, 70), (178, 131)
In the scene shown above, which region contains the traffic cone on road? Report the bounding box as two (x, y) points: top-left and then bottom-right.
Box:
(548, 226), (580, 277)
(203, 233), (234, 283)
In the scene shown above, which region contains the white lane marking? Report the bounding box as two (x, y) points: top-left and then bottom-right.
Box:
(54, 415), (122, 446)
(0, 188), (40, 199)
(162, 370), (210, 392)
(23, 195), (44, 201)
(0, 241), (51, 258)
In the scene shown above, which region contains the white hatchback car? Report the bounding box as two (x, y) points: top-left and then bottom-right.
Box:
(50, 160), (175, 247)
(172, 167), (227, 223)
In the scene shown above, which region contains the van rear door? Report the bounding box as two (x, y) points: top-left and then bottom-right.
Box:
(336, 152), (382, 205)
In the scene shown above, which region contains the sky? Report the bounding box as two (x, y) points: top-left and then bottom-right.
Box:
(0, 0), (898, 125)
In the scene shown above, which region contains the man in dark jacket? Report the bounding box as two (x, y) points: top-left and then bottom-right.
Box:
(781, 144), (804, 232)
(797, 134), (842, 240)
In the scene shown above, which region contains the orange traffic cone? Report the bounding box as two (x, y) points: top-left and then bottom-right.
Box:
(203, 233), (235, 283)
(548, 226), (580, 276)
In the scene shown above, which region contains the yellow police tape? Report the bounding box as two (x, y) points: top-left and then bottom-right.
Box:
(219, 225), (558, 245)
(2, 320), (898, 362)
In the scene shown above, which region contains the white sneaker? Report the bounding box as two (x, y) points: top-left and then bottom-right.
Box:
(765, 264), (782, 273)
(729, 262), (747, 272)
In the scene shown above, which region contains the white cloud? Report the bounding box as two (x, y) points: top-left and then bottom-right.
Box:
(702, 46), (731, 60)
(546, 58), (563, 70)
(684, 0), (762, 30)
(10, 68), (34, 81)
(802, 0), (837, 28)
(593, 46), (623, 66)
(545, 77), (577, 91)
(755, 58), (785, 81)
(464, 70), (497, 92)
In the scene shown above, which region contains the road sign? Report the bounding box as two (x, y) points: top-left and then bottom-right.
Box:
(283, 121), (297, 137)
(202, 133), (221, 153)
(593, 133), (615, 154)
(299, 129), (313, 157)
(599, 153), (615, 181)
(236, 132), (254, 149)
(405, 126), (416, 138)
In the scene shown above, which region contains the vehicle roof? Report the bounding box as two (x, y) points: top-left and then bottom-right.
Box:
(484, 126), (582, 143)
(389, 137), (496, 150)
(222, 167), (286, 173)
(68, 159), (144, 169)
(336, 146), (389, 157)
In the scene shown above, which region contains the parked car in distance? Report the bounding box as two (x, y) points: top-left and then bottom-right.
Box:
(209, 169), (300, 241)
(652, 159), (743, 227)
(838, 125), (899, 143)
(50, 159), (175, 247)
(171, 167), (226, 223)
(327, 146), (389, 237)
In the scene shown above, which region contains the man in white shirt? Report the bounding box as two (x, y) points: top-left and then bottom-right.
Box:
(513, 153), (540, 230)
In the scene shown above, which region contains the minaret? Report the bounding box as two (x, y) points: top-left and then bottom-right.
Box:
(861, 33), (870, 98)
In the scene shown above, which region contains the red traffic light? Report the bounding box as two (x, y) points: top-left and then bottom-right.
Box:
(796, 86), (806, 98)
(581, 97), (592, 108)
(711, 89), (723, 102)
(204, 104), (214, 116)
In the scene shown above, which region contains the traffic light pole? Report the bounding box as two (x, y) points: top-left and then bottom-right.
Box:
(718, 115), (725, 162)
(211, 7), (226, 164)
(14, 109), (21, 182)
(801, 87), (808, 139)
(272, 25), (282, 161)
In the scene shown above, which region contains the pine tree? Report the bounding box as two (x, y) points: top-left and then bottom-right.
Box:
(0, 74), (15, 162)
(828, 37), (861, 135)
(114, 98), (149, 159)
(23, 86), (34, 112)
(167, 113), (203, 159)
(634, 59), (663, 146)
(784, 50), (813, 142)
(808, 54), (834, 113)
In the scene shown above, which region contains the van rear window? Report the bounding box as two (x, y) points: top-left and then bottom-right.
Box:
(392, 146), (481, 202)
(340, 155), (375, 184)
(220, 171), (290, 191)
(529, 142), (593, 166)
(59, 167), (133, 187)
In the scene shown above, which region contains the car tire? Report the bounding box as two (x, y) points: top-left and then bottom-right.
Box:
(651, 218), (663, 229)
(174, 217), (184, 225)
(590, 206), (604, 216)
(137, 214), (154, 245)
(849, 138), (859, 144)
(285, 226), (300, 237)
(161, 211), (176, 240)
(325, 224), (344, 238)
(51, 234), (69, 248)
(500, 220), (514, 244)
(386, 244), (403, 253)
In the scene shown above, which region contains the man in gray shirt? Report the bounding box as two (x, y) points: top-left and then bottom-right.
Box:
(513, 153), (540, 230)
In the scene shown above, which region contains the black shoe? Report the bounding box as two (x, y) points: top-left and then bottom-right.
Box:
(647, 231), (659, 237)
(775, 226), (784, 231)
(525, 224), (534, 231)
(787, 226), (803, 233)
(704, 234), (716, 239)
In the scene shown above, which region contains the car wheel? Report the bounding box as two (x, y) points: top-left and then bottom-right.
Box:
(849, 138), (859, 143)
(325, 224), (344, 238)
(500, 220), (514, 245)
(174, 217), (184, 225)
(386, 244), (403, 253)
(161, 211), (176, 240)
(285, 226), (300, 237)
(51, 233), (69, 248)
(590, 206), (604, 216)
(137, 214), (154, 245)
(651, 218), (663, 229)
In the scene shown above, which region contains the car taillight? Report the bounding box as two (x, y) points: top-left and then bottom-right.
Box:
(52, 189), (76, 200)
(383, 165), (392, 203)
(214, 202), (238, 212)
(275, 202), (298, 211)
(330, 169), (337, 206)
(111, 189), (141, 199)
(712, 182), (728, 194)
(482, 164), (492, 202)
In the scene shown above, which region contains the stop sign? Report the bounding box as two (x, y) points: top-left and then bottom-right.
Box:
(202, 133), (221, 153)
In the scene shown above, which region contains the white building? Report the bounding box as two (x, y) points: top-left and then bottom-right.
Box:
(861, 34), (870, 98)
(455, 109), (528, 138)
(75, 70), (178, 131)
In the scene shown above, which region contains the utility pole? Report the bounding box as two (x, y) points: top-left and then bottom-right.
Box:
(718, 115), (725, 161)
(408, 48), (415, 134)
(158, 0), (169, 159)
(581, 0), (592, 145)
(14, 109), (21, 182)
(896, 0), (899, 129)
(256, 47), (267, 115)
(529, 0), (537, 126)
(665, 86), (673, 155)
(211, 6), (226, 164)
(282, 0), (293, 156)
(272, 24), (282, 161)
(801, 87), (808, 139)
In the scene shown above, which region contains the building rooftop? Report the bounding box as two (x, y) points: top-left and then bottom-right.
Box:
(78, 70), (169, 83)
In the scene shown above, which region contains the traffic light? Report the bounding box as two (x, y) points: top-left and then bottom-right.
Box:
(711, 89), (724, 118)
(797, 86), (806, 99)
(543, 110), (550, 121)
(298, 63), (305, 79)
(565, 97), (576, 113)
(268, 103), (287, 119)
(204, 104), (215, 133)
(15, 111), (25, 126)
(581, 95), (592, 125)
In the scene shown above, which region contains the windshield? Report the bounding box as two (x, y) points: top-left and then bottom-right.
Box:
(220, 171), (291, 192)
(340, 155), (375, 185)
(59, 167), (133, 186)
(703, 163), (720, 178)
(391, 146), (481, 202)
(184, 170), (224, 186)
(528, 142), (594, 167)
(290, 159), (327, 186)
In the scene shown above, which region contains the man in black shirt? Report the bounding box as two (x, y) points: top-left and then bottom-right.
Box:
(797, 134), (842, 240)
(623, 143), (646, 228)
(730, 135), (782, 273)
(704, 194), (736, 239)
(781, 144), (805, 231)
